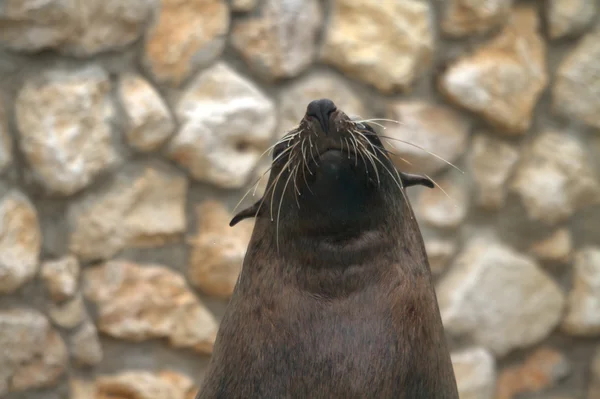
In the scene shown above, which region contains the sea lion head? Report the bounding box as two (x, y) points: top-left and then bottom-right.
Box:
(230, 99), (434, 249)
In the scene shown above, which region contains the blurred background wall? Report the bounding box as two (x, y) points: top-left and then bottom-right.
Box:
(0, 0), (599, 398)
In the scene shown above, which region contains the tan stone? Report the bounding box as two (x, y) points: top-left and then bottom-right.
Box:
(424, 238), (457, 276)
(84, 261), (218, 354)
(510, 132), (600, 225)
(41, 255), (80, 302)
(384, 101), (470, 176)
(417, 178), (469, 229)
(529, 229), (573, 264)
(0, 308), (68, 395)
(188, 201), (254, 299)
(562, 247), (600, 336)
(15, 65), (118, 195)
(441, 0), (513, 37)
(548, 0), (596, 39)
(69, 165), (188, 261)
(496, 347), (571, 399)
(167, 62), (276, 189)
(451, 347), (496, 399)
(118, 74), (175, 152)
(554, 28), (600, 129)
(143, 0), (229, 86)
(96, 370), (198, 399)
(437, 238), (566, 356)
(70, 321), (103, 366)
(70, 378), (96, 399)
(468, 133), (519, 209)
(321, 0), (434, 93)
(231, 0), (258, 12)
(0, 190), (41, 294)
(48, 294), (88, 330)
(439, 7), (547, 134)
(232, 0), (322, 80)
(0, 100), (12, 172)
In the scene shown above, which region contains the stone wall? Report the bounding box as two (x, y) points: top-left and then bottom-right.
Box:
(0, 0), (599, 398)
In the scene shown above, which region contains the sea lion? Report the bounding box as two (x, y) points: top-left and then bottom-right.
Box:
(197, 99), (459, 398)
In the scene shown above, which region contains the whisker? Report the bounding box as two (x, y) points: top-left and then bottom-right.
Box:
(424, 174), (459, 208)
(276, 168), (295, 253)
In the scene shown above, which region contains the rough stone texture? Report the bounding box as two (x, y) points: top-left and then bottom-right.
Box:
(84, 260), (218, 354)
(547, 0), (596, 39)
(384, 101), (470, 176)
(118, 74), (175, 152)
(468, 133), (520, 209)
(417, 178), (469, 229)
(0, 190), (41, 294)
(321, 0), (434, 93)
(15, 65), (118, 196)
(95, 370), (198, 399)
(554, 28), (600, 129)
(0, 100), (11, 173)
(451, 347), (496, 399)
(188, 201), (253, 299)
(278, 71), (368, 133)
(436, 238), (566, 356)
(41, 255), (80, 302)
(424, 238), (457, 276)
(143, 0), (229, 86)
(439, 7), (547, 135)
(0, 0), (155, 55)
(562, 247), (600, 336)
(0, 308), (68, 396)
(529, 229), (573, 264)
(48, 293), (88, 330)
(69, 165), (188, 261)
(231, 0), (323, 81)
(231, 0), (258, 12)
(496, 347), (571, 399)
(441, 0), (513, 37)
(70, 321), (104, 367)
(167, 62), (276, 189)
(510, 131), (600, 225)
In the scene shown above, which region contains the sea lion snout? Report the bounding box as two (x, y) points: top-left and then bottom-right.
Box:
(306, 98), (338, 134)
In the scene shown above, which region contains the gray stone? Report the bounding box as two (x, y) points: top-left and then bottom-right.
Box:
(231, 0), (258, 12)
(70, 321), (103, 367)
(529, 229), (573, 264)
(15, 65), (118, 196)
(0, 190), (41, 294)
(321, 0), (434, 93)
(424, 238), (457, 276)
(547, 0), (596, 39)
(441, 0), (513, 37)
(41, 255), (80, 302)
(451, 347), (496, 399)
(417, 178), (469, 229)
(0, 100), (11, 173)
(167, 62), (276, 189)
(48, 293), (88, 330)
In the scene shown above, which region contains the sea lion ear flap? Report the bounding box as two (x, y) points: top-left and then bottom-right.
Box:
(400, 172), (434, 189)
(230, 200), (264, 227)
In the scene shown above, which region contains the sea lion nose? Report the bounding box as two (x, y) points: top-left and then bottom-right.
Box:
(306, 98), (337, 133)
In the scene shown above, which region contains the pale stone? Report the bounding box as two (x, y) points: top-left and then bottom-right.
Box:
(0, 0), (155, 55)
(468, 133), (519, 209)
(554, 28), (600, 129)
(70, 321), (103, 366)
(41, 255), (80, 302)
(384, 101), (470, 176)
(0, 308), (68, 395)
(529, 229), (573, 263)
(417, 178), (469, 229)
(510, 132), (600, 225)
(70, 378), (96, 399)
(548, 0), (596, 39)
(0, 190), (41, 294)
(562, 247), (600, 336)
(0, 100), (11, 173)
(84, 260), (218, 354)
(69, 165), (188, 261)
(451, 347), (496, 399)
(15, 65), (118, 195)
(321, 0), (434, 93)
(439, 7), (547, 134)
(424, 238), (457, 276)
(96, 370), (198, 399)
(48, 294), (88, 330)
(277, 71), (368, 133)
(188, 201), (254, 299)
(231, 0), (258, 12)
(118, 74), (175, 152)
(232, 0), (322, 80)
(436, 238), (566, 356)
(496, 347), (571, 399)
(143, 0), (229, 86)
(167, 62), (276, 189)
(441, 0), (513, 37)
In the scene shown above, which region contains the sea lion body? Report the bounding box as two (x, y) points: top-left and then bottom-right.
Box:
(197, 99), (458, 399)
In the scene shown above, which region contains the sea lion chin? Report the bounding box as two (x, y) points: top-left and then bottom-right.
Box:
(198, 99), (459, 399)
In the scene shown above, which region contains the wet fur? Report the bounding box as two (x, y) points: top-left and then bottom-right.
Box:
(197, 100), (459, 399)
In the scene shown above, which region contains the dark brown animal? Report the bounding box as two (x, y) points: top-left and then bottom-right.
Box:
(196, 99), (459, 399)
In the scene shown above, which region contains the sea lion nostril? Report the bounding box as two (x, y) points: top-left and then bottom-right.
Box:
(306, 99), (337, 133)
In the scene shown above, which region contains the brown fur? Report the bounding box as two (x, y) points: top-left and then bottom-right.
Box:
(196, 99), (458, 399)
